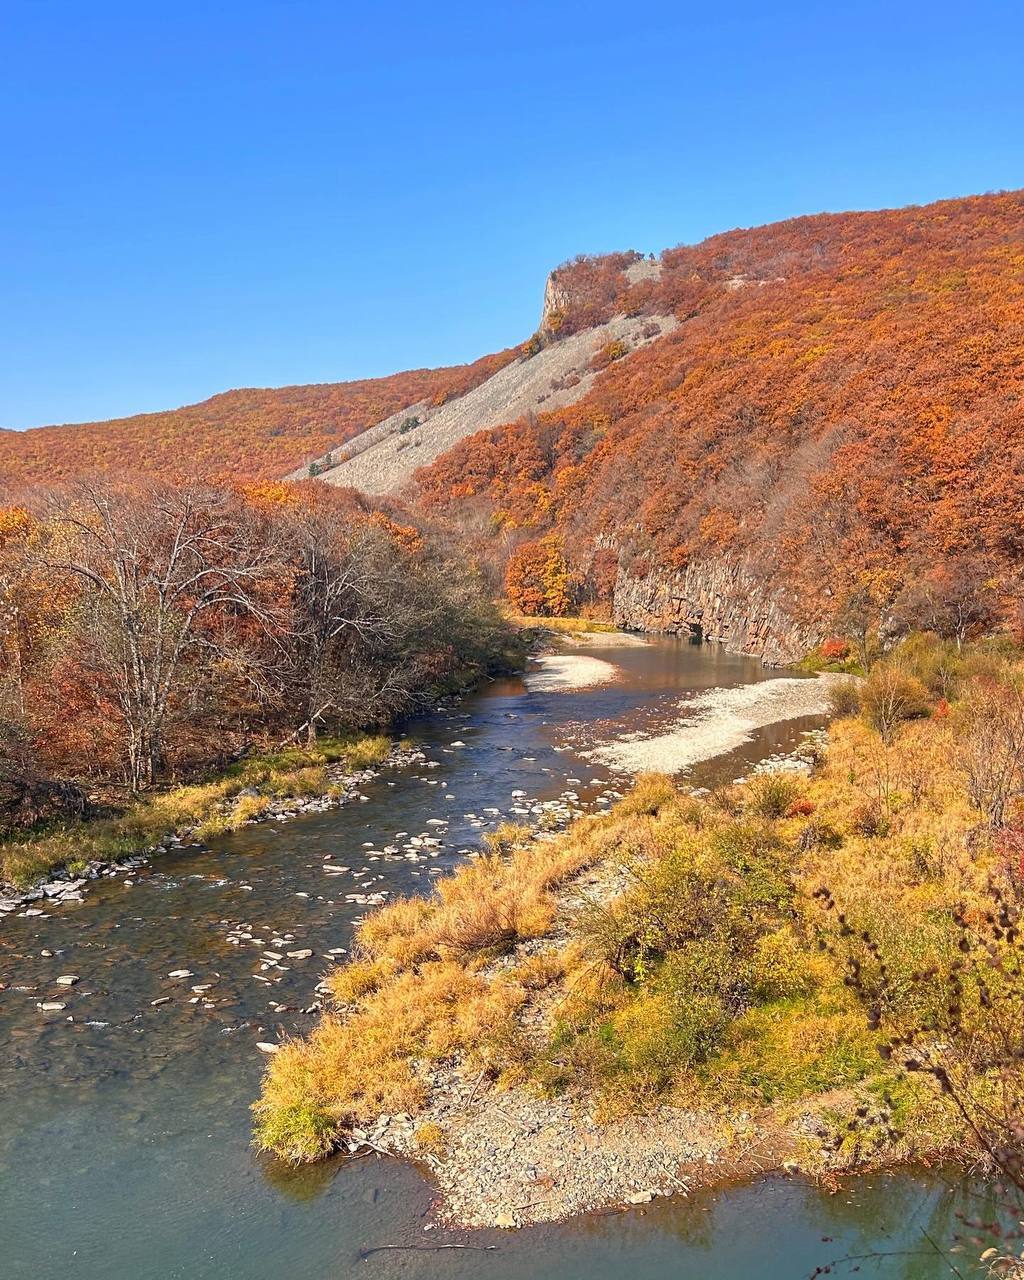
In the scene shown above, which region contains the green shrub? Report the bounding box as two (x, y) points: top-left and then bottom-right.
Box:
(714, 1000), (878, 1102)
(253, 1096), (337, 1163)
(746, 772), (800, 819)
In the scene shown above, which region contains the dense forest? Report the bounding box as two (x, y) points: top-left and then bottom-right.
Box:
(4, 189), (1024, 878)
(415, 192), (1024, 639)
(5, 192), (1021, 655)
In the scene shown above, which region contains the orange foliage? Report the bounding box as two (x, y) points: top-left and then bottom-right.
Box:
(820, 637), (851, 662)
(504, 535), (577, 616)
(0, 507), (33, 542)
(416, 192), (1024, 625)
(0, 349), (517, 486)
(368, 511), (424, 555)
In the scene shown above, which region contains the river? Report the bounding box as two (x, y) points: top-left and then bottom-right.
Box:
(0, 637), (980, 1278)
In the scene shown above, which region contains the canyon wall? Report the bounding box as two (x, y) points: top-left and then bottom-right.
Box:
(613, 558), (822, 666)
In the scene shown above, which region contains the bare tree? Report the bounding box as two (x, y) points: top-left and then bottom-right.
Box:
(0, 717), (85, 835)
(817, 881), (1024, 1274)
(892, 557), (1000, 652)
(282, 501), (509, 744)
(957, 674), (1024, 828)
(285, 510), (412, 742)
(44, 480), (287, 790)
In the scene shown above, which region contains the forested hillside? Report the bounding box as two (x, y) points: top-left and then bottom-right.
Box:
(4, 191), (1022, 660)
(0, 350), (516, 484)
(414, 192), (1024, 648)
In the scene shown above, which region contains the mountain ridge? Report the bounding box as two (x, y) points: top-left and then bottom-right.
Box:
(410, 189), (1024, 653)
(0, 351), (518, 486)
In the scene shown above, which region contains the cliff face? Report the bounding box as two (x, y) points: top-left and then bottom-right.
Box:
(539, 271), (573, 334)
(613, 558), (822, 666)
(413, 193), (1024, 663)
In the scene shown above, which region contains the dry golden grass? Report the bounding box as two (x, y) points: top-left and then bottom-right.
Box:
(254, 670), (1019, 1173)
(253, 806), (619, 1161)
(504, 612), (618, 635)
(1, 732), (392, 887)
(254, 960), (526, 1161)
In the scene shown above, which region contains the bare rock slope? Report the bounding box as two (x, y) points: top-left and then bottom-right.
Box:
(291, 311), (675, 496)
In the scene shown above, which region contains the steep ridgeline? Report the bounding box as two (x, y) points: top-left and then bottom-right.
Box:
(412, 192), (1024, 660)
(0, 352), (517, 486)
(4, 192), (1022, 664)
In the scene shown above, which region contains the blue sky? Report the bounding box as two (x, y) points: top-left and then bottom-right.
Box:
(2, 1), (1022, 430)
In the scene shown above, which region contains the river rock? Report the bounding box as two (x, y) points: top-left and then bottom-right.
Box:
(256, 1042), (280, 1054)
(286, 949), (313, 960)
(55, 975), (80, 986)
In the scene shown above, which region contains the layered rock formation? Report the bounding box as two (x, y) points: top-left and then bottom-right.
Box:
(613, 558), (822, 666)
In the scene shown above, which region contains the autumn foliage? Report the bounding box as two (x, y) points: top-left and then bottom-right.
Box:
(0, 349), (517, 485)
(0, 480), (517, 834)
(504, 535), (579, 617)
(414, 191), (1024, 636)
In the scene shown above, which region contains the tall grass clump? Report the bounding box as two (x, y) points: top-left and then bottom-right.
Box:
(254, 813), (614, 1161)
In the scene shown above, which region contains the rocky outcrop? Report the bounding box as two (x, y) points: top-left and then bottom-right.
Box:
(613, 558), (822, 666)
(540, 270), (573, 333)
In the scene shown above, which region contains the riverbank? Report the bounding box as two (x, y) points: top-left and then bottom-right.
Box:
(0, 733), (403, 913)
(323, 826), (813, 1228)
(255, 638), (1020, 1227)
(508, 614), (653, 649)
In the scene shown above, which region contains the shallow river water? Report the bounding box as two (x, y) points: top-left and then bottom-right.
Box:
(0, 638), (981, 1278)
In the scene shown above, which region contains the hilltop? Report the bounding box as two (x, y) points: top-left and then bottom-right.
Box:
(411, 191), (1024, 659)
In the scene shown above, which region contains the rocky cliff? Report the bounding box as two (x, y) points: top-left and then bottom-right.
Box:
(539, 270), (573, 334)
(613, 558), (822, 666)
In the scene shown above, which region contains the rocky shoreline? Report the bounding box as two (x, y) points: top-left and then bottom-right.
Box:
(314, 730), (837, 1229)
(0, 746), (419, 925)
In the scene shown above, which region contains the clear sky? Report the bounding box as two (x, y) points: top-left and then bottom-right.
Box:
(3, 1), (1022, 430)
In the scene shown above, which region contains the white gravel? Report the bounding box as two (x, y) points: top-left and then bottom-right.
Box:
(311, 314), (676, 496)
(588, 676), (837, 773)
